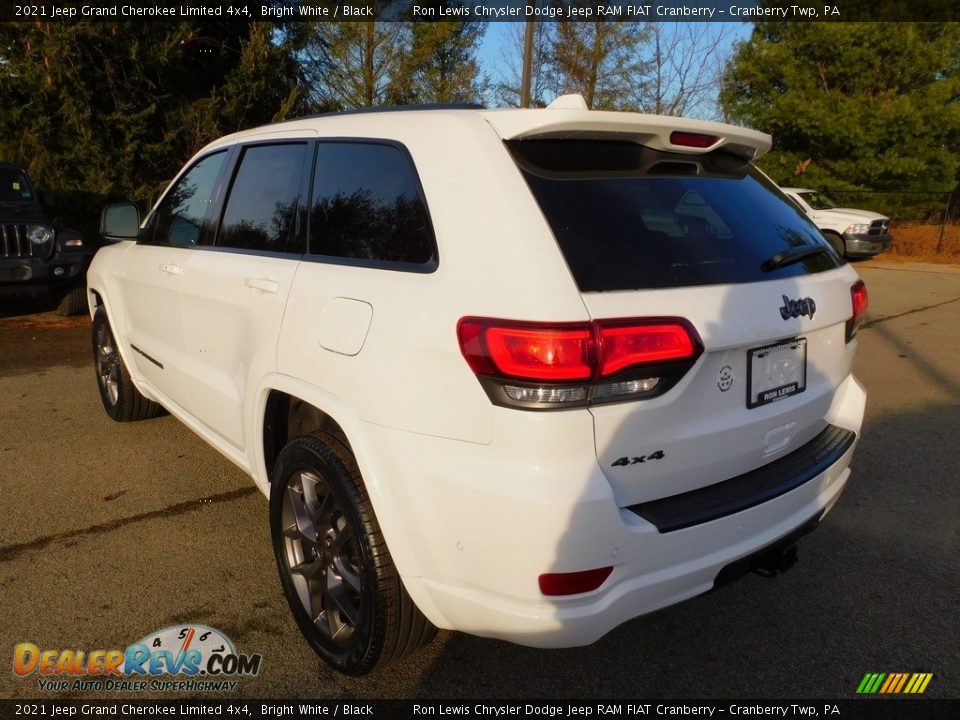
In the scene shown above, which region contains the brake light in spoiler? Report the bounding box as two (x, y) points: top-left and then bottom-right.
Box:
(458, 317), (703, 410)
(669, 131), (719, 149)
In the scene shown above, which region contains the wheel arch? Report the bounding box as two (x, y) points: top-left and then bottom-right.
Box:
(253, 376), (427, 584)
(87, 290), (151, 402)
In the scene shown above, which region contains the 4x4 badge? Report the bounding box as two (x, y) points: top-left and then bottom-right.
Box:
(780, 295), (816, 320)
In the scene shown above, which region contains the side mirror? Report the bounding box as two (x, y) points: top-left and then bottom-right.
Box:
(100, 203), (140, 242)
(39, 190), (57, 208)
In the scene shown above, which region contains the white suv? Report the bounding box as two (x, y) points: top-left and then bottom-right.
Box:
(89, 98), (868, 676)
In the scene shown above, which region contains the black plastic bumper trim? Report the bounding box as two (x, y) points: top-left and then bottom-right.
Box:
(627, 424), (856, 533)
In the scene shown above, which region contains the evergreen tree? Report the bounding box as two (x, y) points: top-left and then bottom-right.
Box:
(292, 15), (407, 110)
(389, 16), (487, 105)
(721, 23), (960, 192)
(0, 21), (302, 198)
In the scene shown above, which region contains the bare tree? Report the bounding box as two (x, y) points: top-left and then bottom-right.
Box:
(633, 23), (738, 120)
(552, 18), (650, 111)
(493, 21), (556, 108)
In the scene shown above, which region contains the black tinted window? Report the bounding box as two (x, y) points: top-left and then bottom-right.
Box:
(151, 151), (227, 247)
(217, 143), (307, 254)
(508, 140), (840, 292)
(309, 142), (435, 265)
(0, 167), (34, 203)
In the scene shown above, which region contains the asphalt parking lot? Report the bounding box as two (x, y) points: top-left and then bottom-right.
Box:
(1, 259), (958, 701)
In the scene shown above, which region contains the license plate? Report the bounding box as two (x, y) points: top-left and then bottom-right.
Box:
(747, 338), (807, 409)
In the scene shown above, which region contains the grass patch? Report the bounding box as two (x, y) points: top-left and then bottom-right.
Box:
(887, 223), (960, 264)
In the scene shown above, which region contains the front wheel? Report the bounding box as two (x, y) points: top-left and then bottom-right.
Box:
(269, 435), (435, 675)
(56, 285), (88, 316)
(823, 231), (846, 259)
(91, 307), (162, 421)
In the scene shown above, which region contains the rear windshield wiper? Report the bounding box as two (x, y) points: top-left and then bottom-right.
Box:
(761, 245), (831, 272)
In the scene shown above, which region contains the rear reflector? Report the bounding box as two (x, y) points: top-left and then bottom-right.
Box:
(669, 131), (718, 149)
(847, 280), (868, 342)
(539, 567), (612, 596)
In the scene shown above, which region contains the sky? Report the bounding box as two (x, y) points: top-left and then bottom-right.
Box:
(476, 21), (754, 113)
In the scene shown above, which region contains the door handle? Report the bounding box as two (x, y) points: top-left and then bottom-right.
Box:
(159, 263), (182, 275)
(244, 277), (280, 294)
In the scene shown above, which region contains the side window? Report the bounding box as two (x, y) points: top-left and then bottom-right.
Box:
(309, 142), (435, 266)
(216, 143), (308, 254)
(151, 151), (227, 247)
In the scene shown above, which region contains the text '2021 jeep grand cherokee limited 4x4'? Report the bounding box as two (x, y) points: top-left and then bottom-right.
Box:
(88, 97), (867, 676)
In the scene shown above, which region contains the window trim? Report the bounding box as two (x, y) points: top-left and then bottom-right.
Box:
(303, 137), (439, 274)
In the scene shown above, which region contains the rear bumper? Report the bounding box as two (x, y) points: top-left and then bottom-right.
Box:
(365, 375), (866, 647)
(413, 441), (853, 648)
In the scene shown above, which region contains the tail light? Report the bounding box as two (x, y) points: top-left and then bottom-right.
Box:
(846, 280), (868, 342)
(457, 317), (702, 410)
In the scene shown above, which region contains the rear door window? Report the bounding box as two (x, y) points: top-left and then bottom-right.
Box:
(215, 143), (308, 254)
(507, 139), (840, 292)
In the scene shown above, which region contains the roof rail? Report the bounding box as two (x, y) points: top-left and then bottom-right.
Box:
(280, 102), (486, 123)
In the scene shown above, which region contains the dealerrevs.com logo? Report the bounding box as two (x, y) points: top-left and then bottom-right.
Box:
(12, 625), (262, 693)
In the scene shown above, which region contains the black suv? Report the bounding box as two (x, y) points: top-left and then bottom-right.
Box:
(1, 163), (89, 315)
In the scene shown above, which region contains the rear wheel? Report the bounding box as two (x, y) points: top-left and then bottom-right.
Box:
(269, 435), (435, 675)
(91, 307), (162, 421)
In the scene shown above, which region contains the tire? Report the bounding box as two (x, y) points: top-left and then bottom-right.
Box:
(823, 231), (846, 259)
(56, 285), (88, 316)
(91, 307), (163, 422)
(270, 435), (435, 675)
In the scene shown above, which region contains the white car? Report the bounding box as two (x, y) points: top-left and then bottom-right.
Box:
(88, 97), (868, 676)
(781, 187), (893, 258)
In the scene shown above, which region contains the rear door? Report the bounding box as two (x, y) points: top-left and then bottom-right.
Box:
(508, 139), (861, 507)
(179, 141), (311, 451)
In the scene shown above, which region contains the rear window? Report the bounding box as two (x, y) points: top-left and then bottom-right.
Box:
(507, 140), (840, 292)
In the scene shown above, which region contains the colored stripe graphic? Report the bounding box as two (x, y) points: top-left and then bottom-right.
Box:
(892, 674), (909, 693)
(856, 673), (883, 693)
(857, 672), (932, 694)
